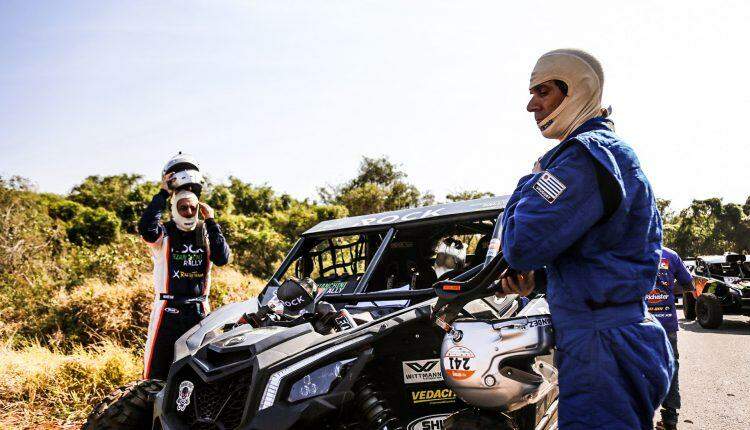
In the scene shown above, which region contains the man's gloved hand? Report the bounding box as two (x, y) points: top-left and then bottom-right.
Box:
(161, 172), (175, 192)
(199, 202), (215, 219)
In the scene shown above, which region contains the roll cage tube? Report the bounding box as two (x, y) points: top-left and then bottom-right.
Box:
(431, 251), (509, 325)
(268, 238), (306, 287)
(484, 214), (503, 266)
(324, 264), (482, 304)
(353, 227), (396, 294)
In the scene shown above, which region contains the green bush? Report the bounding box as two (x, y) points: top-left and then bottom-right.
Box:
(205, 184), (235, 215)
(67, 207), (121, 246)
(218, 215), (288, 278)
(48, 199), (84, 222)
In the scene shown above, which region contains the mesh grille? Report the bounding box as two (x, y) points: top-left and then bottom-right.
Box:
(169, 366), (252, 429)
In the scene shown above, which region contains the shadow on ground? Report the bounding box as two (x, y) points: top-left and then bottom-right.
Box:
(678, 317), (750, 335)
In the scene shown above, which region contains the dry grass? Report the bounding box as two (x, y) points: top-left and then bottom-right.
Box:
(210, 266), (267, 307)
(47, 275), (152, 349)
(0, 266), (267, 428)
(0, 341), (141, 429)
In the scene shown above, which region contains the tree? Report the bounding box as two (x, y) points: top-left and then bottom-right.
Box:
(217, 215), (287, 277)
(227, 177), (284, 215)
(67, 207), (121, 246)
(664, 197), (750, 256)
(68, 174), (159, 233)
(319, 157), (433, 216)
(205, 185), (235, 215)
(446, 190), (495, 202)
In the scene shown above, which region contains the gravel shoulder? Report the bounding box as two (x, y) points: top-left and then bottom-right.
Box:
(668, 310), (750, 429)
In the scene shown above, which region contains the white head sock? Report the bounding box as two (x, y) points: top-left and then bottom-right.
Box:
(171, 190), (199, 231)
(530, 49), (608, 140)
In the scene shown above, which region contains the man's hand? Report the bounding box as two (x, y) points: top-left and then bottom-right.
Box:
(496, 270), (535, 297)
(199, 202), (215, 219)
(161, 172), (174, 192)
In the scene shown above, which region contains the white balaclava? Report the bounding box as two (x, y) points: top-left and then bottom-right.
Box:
(530, 49), (607, 140)
(171, 190), (199, 231)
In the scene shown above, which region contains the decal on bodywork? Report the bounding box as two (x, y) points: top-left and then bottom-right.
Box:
(443, 346), (475, 381)
(402, 359), (443, 384)
(176, 380), (194, 412)
(410, 388), (456, 405)
(407, 413), (450, 430)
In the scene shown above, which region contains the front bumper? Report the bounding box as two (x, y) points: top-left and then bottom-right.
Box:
(153, 341), (373, 430)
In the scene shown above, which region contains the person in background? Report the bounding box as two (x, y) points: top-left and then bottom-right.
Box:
(649, 247), (693, 430)
(138, 172), (231, 380)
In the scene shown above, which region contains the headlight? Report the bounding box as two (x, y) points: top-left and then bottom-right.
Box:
(287, 359), (355, 403)
(259, 336), (365, 410)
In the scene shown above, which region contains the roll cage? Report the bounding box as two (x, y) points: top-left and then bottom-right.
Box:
(258, 196), (509, 307)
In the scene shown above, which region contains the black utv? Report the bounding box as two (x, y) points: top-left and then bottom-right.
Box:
(682, 254), (750, 329)
(84, 196), (557, 430)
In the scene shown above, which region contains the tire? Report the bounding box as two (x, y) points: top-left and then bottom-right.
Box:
(682, 292), (696, 321)
(696, 293), (723, 329)
(82, 379), (164, 430)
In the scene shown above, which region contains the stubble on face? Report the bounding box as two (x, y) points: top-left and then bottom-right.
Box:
(527, 81), (566, 123)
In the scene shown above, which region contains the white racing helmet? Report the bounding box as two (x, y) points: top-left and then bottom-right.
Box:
(163, 153), (204, 196)
(163, 152), (201, 176)
(169, 169), (204, 196)
(434, 238), (467, 278)
(441, 299), (557, 411)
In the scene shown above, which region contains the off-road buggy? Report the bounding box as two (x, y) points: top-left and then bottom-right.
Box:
(682, 254), (750, 328)
(84, 196), (558, 430)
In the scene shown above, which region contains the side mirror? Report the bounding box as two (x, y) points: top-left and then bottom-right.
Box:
(276, 277), (316, 312)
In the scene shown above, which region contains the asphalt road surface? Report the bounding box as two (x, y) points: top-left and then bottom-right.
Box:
(667, 310), (749, 429)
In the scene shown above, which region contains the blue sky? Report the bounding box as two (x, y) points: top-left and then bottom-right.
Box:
(1, 1), (748, 209)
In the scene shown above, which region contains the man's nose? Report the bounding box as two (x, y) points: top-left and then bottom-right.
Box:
(527, 97), (539, 112)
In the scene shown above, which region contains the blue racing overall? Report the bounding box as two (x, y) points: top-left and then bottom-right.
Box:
(501, 117), (674, 429)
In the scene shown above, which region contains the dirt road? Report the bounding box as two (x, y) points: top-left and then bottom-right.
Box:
(670, 311), (749, 429)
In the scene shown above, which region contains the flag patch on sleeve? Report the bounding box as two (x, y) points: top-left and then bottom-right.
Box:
(532, 171), (566, 203)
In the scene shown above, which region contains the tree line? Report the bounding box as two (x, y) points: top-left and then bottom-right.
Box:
(2, 157), (748, 281)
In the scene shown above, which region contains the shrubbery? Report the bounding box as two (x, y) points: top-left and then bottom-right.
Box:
(67, 207), (121, 246)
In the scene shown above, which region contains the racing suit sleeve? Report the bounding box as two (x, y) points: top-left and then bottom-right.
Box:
(138, 190), (169, 244)
(672, 253), (694, 293)
(206, 218), (231, 266)
(501, 143), (604, 271)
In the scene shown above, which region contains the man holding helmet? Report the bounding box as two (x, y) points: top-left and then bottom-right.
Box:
(138, 153), (231, 380)
(497, 49), (674, 428)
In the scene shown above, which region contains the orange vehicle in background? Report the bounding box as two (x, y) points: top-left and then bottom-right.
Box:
(682, 254), (750, 329)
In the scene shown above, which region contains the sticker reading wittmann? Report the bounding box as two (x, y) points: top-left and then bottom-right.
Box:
(533, 171), (566, 203)
(402, 359), (444, 384)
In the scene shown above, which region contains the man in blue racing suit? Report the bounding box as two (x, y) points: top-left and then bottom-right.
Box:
(497, 49), (674, 429)
(650, 247), (692, 430)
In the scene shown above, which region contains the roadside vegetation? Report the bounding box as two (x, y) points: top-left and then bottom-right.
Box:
(0, 158), (748, 428)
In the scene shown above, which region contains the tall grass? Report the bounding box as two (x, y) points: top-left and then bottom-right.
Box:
(0, 184), (271, 426)
(0, 341), (141, 428)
